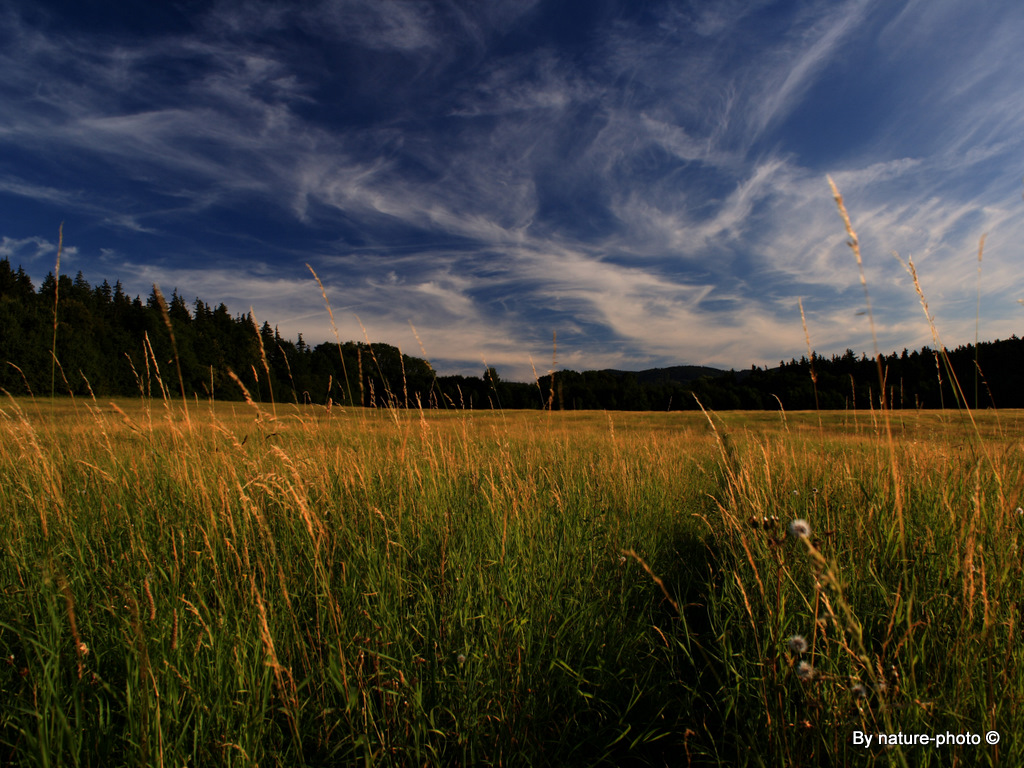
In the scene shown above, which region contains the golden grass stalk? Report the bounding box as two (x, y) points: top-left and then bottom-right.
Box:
(900, 254), (981, 436)
(826, 177), (884, 401)
(2, 390), (62, 537)
(249, 308), (277, 419)
(975, 234), (986, 409)
(899, 249), (1002, 511)
(409, 321), (451, 409)
(58, 571), (84, 680)
(692, 394), (741, 525)
(798, 297), (821, 425)
(827, 176), (903, 545)
(621, 548), (679, 615)
(226, 370), (260, 415)
(547, 331), (557, 411)
(532, 356), (548, 409)
(798, 536), (906, 768)
(306, 263), (355, 407)
(51, 222), (63, 399)
(170, 608), (179, 652)
(276, 343), (300, 408)
(144, 576), (157, 622)
(152, 286), (191, 429)
(51, 351), (75, 403)
(354, 313), (399, 416)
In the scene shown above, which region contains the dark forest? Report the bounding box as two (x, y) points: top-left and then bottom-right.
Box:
(3, 258), (1022, 410)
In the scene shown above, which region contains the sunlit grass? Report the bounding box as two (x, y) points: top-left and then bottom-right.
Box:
(1, 397), (1022, 766)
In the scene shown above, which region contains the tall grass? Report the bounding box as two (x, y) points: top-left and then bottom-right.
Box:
(1, 393), (1022, 766)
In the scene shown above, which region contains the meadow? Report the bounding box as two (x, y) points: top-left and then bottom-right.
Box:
(1, 393), (1021, 766)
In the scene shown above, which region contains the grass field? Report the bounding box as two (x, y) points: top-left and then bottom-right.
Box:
(1, 394), (1022, 766)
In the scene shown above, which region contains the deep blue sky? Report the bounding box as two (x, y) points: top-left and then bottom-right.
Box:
(2, 0), (1023, 379)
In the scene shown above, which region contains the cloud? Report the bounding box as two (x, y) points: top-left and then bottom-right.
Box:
(746, 0), (872, 138)
(2, 0), (1024, 381)
(1, 235), (62, 262)
(0, 234), (81, 282)
(681, 0), (777, 37)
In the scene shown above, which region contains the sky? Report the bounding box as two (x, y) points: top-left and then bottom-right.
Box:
(1, 0), (1023, 380)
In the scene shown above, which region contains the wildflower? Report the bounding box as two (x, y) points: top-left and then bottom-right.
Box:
(787, 635), (808, 654)
(787, 518), (811, 539)
(796, 660), (814, 681)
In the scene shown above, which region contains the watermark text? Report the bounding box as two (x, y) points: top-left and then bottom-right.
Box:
(853, 730), (1000, 748)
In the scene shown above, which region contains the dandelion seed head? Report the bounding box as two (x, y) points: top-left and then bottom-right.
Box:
(796, 660), (814, 680)
(787, 518), (811, 538)
(851, 683), (868, 698)
(457, 654), (466, 666)
(787, 635), (808, 654)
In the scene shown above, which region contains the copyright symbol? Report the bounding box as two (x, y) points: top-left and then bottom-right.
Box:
(986, 731), (1000, 745)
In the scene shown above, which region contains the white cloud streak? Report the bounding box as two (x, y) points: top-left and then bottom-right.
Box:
(2, 1), (1023, 379)
(747, 0), (872, 138)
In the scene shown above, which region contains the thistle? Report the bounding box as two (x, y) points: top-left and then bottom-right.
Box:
(787, 518), (811, 539)
(796, 660), (814, 681)
(787, 634), (808, 654)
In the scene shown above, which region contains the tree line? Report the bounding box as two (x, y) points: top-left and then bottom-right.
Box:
(2, 257), (1022, 410)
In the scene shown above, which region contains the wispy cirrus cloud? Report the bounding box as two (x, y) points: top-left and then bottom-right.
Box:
(2, 0), (1023, 379)
(0, 234), (69, 262)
